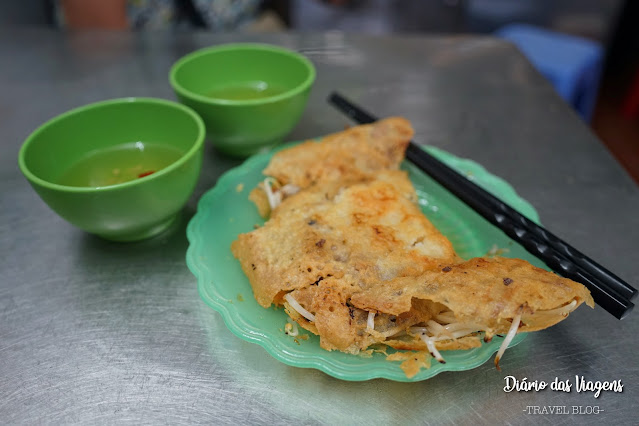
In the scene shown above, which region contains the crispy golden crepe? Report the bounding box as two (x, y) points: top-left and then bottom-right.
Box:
(231, 118), (594, 370)
(351, 257), (594, 349)
(235, 171), (458, 307)
(249, 117), (413, 217)
(265, 117), (412, 187)
(233, 171), (460, 352)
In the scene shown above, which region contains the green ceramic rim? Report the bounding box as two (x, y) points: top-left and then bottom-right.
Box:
(186, 143), (541, 382)
(18, 97), (205, 193)
(169, 43), (316, 106)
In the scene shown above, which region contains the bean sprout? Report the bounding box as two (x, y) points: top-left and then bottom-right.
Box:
(284, 293), (315, 322)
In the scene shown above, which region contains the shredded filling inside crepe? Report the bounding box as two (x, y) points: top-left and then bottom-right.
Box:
(231, 118), (594, 377)
(259, 177), (300, 210)
(284, 293), (316, 322)
(282, 290), (580, 368)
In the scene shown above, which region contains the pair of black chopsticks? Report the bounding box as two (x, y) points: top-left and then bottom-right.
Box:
(328, 92), (636, 320)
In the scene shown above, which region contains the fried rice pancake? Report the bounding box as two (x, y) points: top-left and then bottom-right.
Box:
(351, 257), (594, 350)
(351, 257), (593, 333)
(264, 117), (413, 188)
(231, 119), (593, 367)
(249, 117), (413, 217)
(232, 171), (458, 313)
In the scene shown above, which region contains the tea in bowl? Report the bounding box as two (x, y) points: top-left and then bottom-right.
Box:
(169, 43), (315, 157)
(18, 97), (205, 242)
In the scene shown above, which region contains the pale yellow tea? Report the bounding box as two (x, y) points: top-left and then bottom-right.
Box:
(57, 142), (183, 187)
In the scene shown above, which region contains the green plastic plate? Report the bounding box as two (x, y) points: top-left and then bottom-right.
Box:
(186, 144), (543, 381)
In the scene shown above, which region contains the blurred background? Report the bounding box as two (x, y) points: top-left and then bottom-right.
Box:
(1, 0), (637, 183)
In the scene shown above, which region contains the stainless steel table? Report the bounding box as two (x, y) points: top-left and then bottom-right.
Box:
(2, 29), (638, 425)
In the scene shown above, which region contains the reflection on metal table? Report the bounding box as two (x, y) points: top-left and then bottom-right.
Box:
(1, 29), (638, 424)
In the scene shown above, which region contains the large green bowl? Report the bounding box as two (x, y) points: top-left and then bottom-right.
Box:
(169, 43), (315, 157)
(18, 98), (205, 242)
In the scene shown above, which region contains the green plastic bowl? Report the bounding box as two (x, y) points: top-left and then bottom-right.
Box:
(18, 97), (205, 242)
(169, 43), (315, 157)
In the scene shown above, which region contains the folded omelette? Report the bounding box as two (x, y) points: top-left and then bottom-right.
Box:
(231, 118), (593, 374)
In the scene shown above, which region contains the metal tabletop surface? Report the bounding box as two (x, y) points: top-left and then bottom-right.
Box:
(1, 29), (638, 425)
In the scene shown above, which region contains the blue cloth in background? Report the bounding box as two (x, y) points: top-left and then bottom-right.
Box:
(496, 23), (603, 122)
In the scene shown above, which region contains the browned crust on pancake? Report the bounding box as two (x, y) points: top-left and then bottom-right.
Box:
(231, 118), (593, 360)
(263, 117), (413, 188)
(248, 187), (270, 218)
(231, 171), (458, 311)
(350, 257), (595, 334)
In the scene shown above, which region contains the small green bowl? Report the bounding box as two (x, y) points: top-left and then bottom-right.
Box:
(18, 98), (205, 242)
(169, 43), (315, 157)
